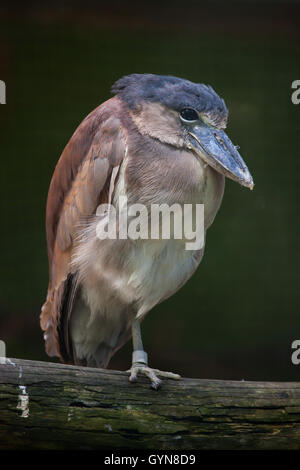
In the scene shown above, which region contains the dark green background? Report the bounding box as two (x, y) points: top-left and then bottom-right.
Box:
(0, 1), (299, 381)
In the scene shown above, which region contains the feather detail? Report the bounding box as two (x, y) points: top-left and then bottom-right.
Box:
(40, 96), (126, 361)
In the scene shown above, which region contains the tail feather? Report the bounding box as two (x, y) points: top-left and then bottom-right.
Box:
(40, 274), (78, 364)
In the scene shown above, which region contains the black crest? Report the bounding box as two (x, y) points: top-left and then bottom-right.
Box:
(111, 73), (228, 124)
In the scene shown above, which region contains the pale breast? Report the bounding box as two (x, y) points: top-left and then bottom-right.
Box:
(73, 148), (225, 318)
(70, 150), (225, 364)
(106, 151), (225, 318)
(126, 238), (203, 319)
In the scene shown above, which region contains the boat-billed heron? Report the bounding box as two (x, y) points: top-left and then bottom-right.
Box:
(41, 74), (253, 389)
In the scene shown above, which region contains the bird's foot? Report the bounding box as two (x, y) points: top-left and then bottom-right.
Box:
(127, 363), (181, 390)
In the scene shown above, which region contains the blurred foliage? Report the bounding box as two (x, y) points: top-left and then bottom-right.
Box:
(0, 1), (299, 380)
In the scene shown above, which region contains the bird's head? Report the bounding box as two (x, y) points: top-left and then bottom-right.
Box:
(112, 74), (254, 190)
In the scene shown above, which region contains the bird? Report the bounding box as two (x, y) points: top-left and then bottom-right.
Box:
(40, 73), (254, 389)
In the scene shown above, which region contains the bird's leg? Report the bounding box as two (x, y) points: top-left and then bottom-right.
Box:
(127, 319), (181, 389)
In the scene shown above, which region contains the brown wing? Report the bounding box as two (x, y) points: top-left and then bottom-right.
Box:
(40, 97), (126, 362)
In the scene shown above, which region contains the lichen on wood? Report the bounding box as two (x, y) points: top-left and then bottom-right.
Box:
(1, 358), (300, 450)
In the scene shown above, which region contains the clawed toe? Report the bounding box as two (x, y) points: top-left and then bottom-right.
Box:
(127, 364), (180, 389)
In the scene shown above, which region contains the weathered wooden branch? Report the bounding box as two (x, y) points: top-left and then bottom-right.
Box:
(1, 357), (300, 450)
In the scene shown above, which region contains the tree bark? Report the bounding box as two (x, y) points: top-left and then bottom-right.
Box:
(0, 357), (300, 450)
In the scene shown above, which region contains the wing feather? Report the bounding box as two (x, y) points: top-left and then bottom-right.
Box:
(40, 97), (126, 361)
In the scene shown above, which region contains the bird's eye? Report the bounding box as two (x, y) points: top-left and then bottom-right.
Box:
(179, 108), (199, 123)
